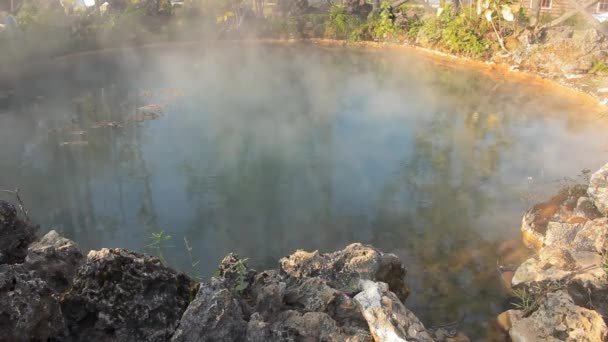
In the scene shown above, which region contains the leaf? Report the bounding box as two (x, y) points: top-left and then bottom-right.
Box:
(235, 281), (248, 292)
(484, 9), (493, 22)
(501, 5), (514, 22)
(483, 0), (490, 9)
(436, 7), (444, 17)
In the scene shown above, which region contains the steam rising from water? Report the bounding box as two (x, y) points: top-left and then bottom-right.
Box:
(1, 44), (607, 336)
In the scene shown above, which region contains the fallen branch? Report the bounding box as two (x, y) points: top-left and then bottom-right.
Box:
(545, 0), (599, 28)
(0, 187), (31, 222)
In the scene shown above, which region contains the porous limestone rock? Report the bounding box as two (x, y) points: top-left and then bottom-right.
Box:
(0, 200), (37, 264)
(0, 264), (66, 340)
(60, 248), (197, 342)
(24, 230), (85, 293)
(171, 278), (247, 342)
(279, 243), (410, 301)
(509, 290), (607, 342)
(589, 162), (608, 217)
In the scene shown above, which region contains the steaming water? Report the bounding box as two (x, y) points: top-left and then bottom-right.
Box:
(1, 43), (607, 336)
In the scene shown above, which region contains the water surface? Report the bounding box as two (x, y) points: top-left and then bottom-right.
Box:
(1, 43), (607, 337)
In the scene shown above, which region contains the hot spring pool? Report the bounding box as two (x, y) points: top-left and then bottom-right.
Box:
(1, 43), (607, 337)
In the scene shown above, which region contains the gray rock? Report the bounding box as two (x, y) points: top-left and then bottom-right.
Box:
(574, 196), (602, 220)
(509, 290), (607, 342)
(60, 248), (197, 342)
(172, 277), (247, 342)
(0, 264), (66, 340)
(269, 310), (370, 342)
(279, 243), (409, 301)
(589, 162), (608, 217)
(354, 280), (433, 342)
(512, 245), (605, 288)
(24, 230), (85, 293)
(0, 200), (37, 264)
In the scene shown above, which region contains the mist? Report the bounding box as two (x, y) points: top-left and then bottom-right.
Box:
(1, 41), (608, 335)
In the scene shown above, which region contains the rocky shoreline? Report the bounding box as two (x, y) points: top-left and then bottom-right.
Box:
(2, 163), (608, 341)
(1, 201), (467, 342)
(495, 162), (608, 341)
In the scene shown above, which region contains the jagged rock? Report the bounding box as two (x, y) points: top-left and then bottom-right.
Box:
(268, 310), (370, 342)
(0, 264), (66, 340)
(250, 270), (286, 318)
(589, 162), (608, 217)
(0, 200), (37, 264)
(520, 185), (595, 250)
(512, 245), (605, 288)
(24, 230), (85, 293)
(171, 278), (247, 342)
(354, 280), (433, 342)
(279, 243), (409, 301)
(508, 291), (607, 341)
(572, 218), (608, 253)
(60, 248), (197, 342)
(574, 196), (602, 220)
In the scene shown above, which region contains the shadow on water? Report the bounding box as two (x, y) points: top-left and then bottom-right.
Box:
(1, 43), (607, 338)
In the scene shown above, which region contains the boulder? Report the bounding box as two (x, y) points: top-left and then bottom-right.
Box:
(60, 248), (197, 342)
(589, 162), (608, 217)
(354, 280), (433, 342)
(279, 243), (409, 301)
(24, 230), (85, 293)
(512, 245), (605, 288)
(508, 290), (607, 341)
(171, 278), (247, 342)
(520, 185), (596, 250)
(0, 200), (37, 265)
(0, 264), (66, 340)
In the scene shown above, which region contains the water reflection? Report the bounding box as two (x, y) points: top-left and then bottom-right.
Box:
(1, 45), (607, 337)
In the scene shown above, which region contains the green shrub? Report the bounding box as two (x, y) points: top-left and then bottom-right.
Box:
(417, 4), (490, 57)
(325, 4), (362, 41)
(367, 1), (400, 40)
(590, 60), (608, 75)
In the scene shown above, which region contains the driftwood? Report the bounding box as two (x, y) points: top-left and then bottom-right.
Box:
(545, 0), (601, 28)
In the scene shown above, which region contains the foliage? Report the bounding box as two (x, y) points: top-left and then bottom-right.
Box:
(367, 1), (399, 40)
(515, 7), (529, 27)
(590, 60), (608, 75)
(406, 17), (424, 42)
(233, 257), (250, 293)
(325, 4), (362, 41)
(511, 287), (534, 311)
(183, 237), (201, 280)
(419, 4), (490, 57)
(145, 230), (173, 262)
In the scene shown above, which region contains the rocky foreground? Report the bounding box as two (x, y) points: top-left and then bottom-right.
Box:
(495, 162), (608, 341)
(3, 163), (608, 342)
(0, 199), (470, 342)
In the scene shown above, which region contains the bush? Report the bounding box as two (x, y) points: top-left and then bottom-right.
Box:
(418, 5), (490, 57)
(367, 1), (400, 40)
(325, 4), (363, 41)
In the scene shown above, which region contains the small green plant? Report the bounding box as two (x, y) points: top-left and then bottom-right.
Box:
(146, 230), (173, 262)
(511, 287), (535, 311)
(233, 257), (250, 293)
(184, 237), (201, 280)
(590, 60), (608, 75)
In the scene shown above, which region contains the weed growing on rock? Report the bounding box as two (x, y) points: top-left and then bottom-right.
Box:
(233, 258), (250, 293)
(511, 287), (534, 311)
(590, 60), (608, 76)
(184, 237), (201, 281)
(146, 230), (173, 263)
